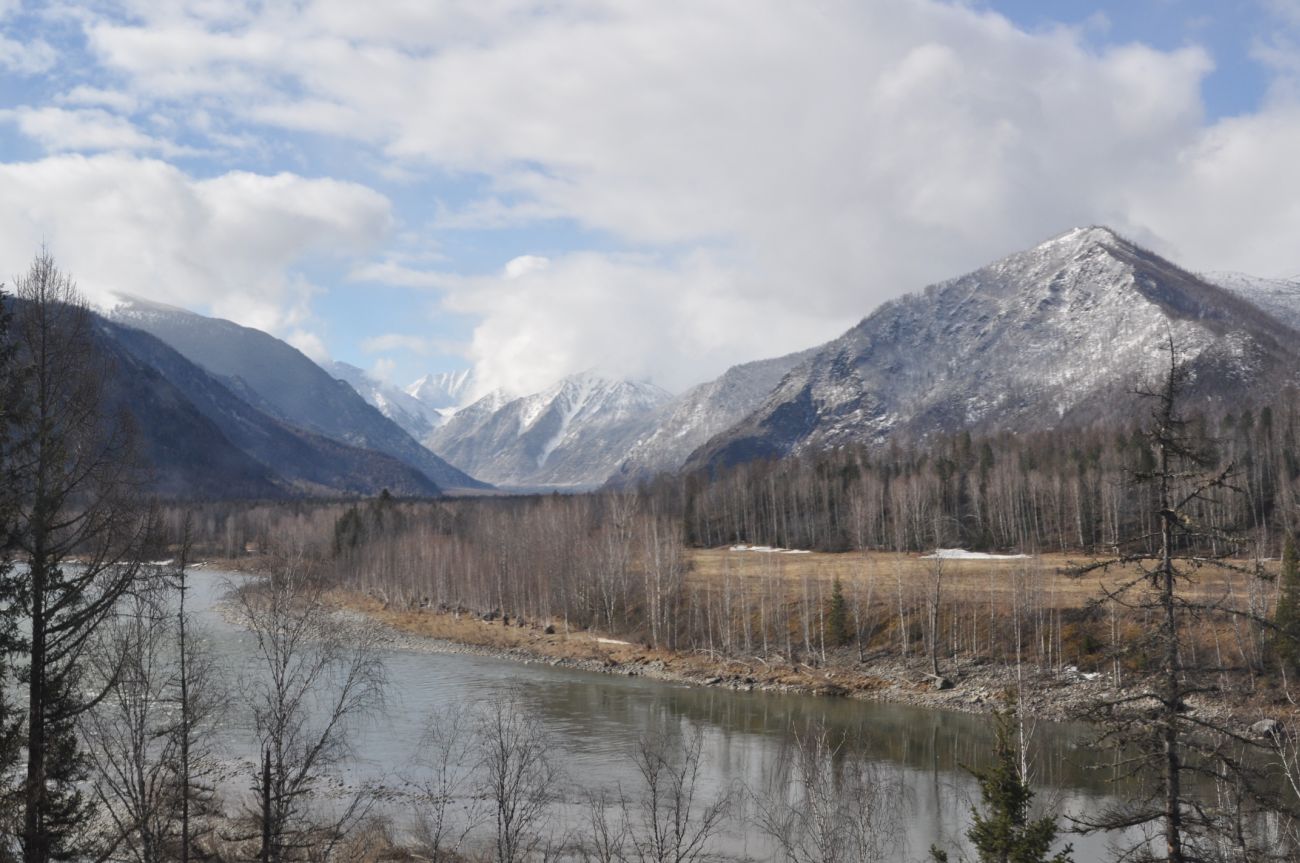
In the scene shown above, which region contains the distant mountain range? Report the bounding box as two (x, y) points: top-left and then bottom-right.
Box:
(110, 298), (487, 493)
(39, 225), (1297, 499)
(425, 372), (673, 489)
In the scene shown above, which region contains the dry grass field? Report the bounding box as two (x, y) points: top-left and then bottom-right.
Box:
(690, 546), (1276, 609)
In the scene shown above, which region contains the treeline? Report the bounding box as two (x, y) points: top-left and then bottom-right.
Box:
(683, 406), (1300, 555)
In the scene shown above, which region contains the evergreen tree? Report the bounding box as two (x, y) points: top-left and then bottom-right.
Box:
(825, 577), (849, 647)
(0, 284), (29, 857)
(931, 699), (1072, 863)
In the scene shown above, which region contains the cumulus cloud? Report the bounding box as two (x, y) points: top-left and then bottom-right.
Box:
(11, 0), (1300, 393)
(0, 33), (55, 74)
(0, 154), (392, 338)
(0, 106), (190, 154)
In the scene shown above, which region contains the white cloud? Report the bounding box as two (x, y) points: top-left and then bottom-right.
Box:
(0, 106), (191, 154)
(0, 154), (392, 338)
(14, 0), (1300, 392)
(58, 85), (140, 113)
(0, 33), (54, 74)
(287, 329), (330, 363)
(360, 333), (436, 354)
(503, 255), (549, 280)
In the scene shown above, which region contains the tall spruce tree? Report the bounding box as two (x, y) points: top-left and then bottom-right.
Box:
(0, 283), (29, 858)
(8, 252), (154, 863)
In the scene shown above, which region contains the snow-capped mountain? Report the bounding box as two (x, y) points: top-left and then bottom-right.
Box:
(607, 348), (818, 485)
(408, 369), (475, 409)
(328, 362), (450, 439)
(427, 371), (673, 488)
(1206, 272), (1300, 332)
(109, 297), (489, 491)
(687, 227), (1300, 471)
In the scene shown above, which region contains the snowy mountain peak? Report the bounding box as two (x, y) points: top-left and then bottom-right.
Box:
(426, 373), (673, 488)
(688, 228), (1300, 472)
(407, 369), (474, 409)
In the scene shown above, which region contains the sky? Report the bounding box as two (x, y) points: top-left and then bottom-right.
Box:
(1, 0), (1299, 401)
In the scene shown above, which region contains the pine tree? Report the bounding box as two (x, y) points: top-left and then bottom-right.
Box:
(965, 704), (1072, 863)
(825, 577), (850, 647)
(0, 283), (29, 856)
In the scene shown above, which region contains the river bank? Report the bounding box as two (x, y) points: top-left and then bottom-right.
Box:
(324, 589), (1275, 731)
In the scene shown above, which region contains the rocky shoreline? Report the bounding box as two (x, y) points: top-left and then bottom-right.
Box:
(325, 600), (1265, 730)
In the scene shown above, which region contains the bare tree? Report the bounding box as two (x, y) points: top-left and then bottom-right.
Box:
(755, 724), (903, 863)
(79, 570), (222, 863)
(7, 251), (154, 863)
(409, 705), (484, 863)
(235, 551), (387, 862)
(1068, 342), (1283, 861)
(476, 694), (560, 863)
(623, 730), (731, 863)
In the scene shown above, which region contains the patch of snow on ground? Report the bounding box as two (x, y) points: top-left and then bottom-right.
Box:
(922, 548), (1030, 560)
(729, 545), (813, 554)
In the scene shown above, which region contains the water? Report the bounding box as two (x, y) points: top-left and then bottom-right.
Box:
(189, 568), (1139, 862)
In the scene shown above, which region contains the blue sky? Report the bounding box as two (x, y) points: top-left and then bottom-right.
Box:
(1, 0), (1299, 400)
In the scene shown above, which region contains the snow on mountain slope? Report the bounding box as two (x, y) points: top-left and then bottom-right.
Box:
(109, 297), (489, 491)
(328, 362), (451, 439)
(1206, 272), (1300, 332)
(427, 371), (673, 488)
(607, 347), (818, 485)
(408, 369), (475, 409)
(688, 226), (1300, 471)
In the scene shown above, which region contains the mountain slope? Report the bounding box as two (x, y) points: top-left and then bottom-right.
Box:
(1207, 272), (1300, 332)
(689, 227), (1300, 471)
(328, 361), (448, 440)
(109, 298), (488, 491)
(428, 372), (672, 488)
(607, 348), (818, 485)
(100, 319), (443, 498)
(408, 369), (474, 409)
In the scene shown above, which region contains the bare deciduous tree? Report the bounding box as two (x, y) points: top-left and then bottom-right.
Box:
(755, 725), (903, 863)
(409, 705), (484, 863)
(623, 730), (730, 863)
(476, 694), (560, 863)
(236, 552), (387, 863)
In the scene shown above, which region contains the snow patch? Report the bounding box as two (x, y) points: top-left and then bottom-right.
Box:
(922, 549), (1030, 560)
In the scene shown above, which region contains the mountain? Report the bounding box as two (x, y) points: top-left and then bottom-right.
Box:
(408, 369), (474, 409)
(327, 361), (449, 440)
(688, 227), (1300, 471)
(607, 348), (817, 485)
(10, 301), (445, 499)
(427, 371), (673, 488)
(1207, 272), (1300, 332)
(109, 298), (489, 491)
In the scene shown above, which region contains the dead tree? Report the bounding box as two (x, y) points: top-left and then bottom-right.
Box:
(1067, 341), (1284, 861)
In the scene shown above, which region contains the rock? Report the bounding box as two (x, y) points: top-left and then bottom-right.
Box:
(703, 676), (723, 686)
(1251, 718), (1285, 739)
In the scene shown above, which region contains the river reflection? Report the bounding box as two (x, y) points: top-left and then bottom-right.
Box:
(192, 569), (1144, 862)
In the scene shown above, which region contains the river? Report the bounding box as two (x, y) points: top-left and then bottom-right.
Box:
(191, 567), (1149, 862)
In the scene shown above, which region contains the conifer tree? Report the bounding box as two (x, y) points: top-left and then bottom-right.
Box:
(825, 577), (849, 647)
(931, 698), (1072, 863)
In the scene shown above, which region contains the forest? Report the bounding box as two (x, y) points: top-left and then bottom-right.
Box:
(7, 253), (1300, 863)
